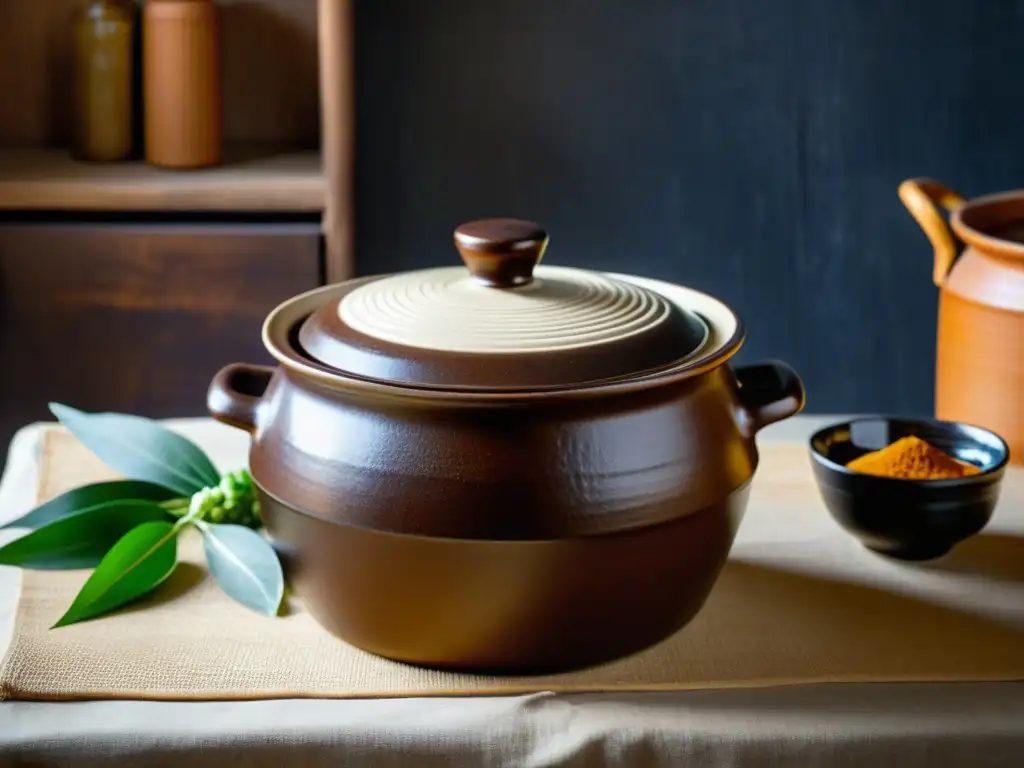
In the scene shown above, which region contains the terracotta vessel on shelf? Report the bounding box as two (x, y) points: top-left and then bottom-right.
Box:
(207, 219), (806, 674)
(142, 0), (221, 169)
(900, 179), (1023, 466)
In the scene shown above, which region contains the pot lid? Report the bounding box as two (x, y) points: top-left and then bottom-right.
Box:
(296, 219), (711, 391)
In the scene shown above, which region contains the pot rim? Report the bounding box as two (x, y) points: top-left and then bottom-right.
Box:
(261, 271), (748, 402)
(950, 187), (1024, 261)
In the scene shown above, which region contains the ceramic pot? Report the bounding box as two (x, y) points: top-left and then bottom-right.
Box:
(207, 219), (806, 673)
(899, 179), (1023, 465)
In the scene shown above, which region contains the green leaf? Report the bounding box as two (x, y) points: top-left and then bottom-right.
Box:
(202, 523), (284, 616)
(1, 480), (181, 531)
(49, 403), (220, 497)
(0, 500), (173, 570)
(53, 520), (179, 628)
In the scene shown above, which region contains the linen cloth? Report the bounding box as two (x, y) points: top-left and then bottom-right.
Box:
(4, 420), (1024, 701)
(2, 418), (1024, 767)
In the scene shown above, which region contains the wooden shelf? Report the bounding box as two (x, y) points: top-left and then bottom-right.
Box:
(0, 147), (326, 213)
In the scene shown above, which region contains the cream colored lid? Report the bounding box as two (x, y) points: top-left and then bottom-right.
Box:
(338, 264), (679, 354)
(296, 219), (711, 391)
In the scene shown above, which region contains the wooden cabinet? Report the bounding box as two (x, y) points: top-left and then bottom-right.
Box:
(0, 221), (322, 456)
(0, 0), (353, 460)
(0, 0), (353, 281)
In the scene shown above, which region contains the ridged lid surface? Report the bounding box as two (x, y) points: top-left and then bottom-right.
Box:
(297, 219), (710, 391)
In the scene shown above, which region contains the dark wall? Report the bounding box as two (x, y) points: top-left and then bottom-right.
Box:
(353, 0), (1024, 416)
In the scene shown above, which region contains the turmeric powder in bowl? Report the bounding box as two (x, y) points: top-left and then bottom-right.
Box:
(809, 418), (1008, 560)
(845, 435), (981, 480)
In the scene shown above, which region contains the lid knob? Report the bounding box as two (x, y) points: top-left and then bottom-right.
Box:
(454, 218), (549, 288)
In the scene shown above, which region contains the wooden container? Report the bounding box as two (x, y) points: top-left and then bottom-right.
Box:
(71, 0), (136, 162)
(900, 178), (1024, 466)
(142, 0), (221, 169)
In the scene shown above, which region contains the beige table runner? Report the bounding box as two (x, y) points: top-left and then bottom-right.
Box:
(3, 426), (1024, 702)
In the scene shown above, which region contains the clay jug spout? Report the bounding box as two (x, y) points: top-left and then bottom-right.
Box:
(898, 178), (967, 287)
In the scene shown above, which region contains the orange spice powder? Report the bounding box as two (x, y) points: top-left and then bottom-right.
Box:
(845, 435), (981, 480)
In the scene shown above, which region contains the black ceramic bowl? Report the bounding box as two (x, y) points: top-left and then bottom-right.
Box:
(808, 417), (1010, 561)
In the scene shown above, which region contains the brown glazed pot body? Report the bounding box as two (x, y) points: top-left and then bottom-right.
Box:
(207, 229), (806, 673)
(209, 358), (803, 672)
(900, 179), (1024, 466)
(261, 482), (749, 674)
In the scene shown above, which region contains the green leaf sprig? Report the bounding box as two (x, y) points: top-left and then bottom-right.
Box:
(0, 404), (284, 627)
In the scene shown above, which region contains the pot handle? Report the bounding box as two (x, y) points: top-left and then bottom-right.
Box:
(735, 361), (806, 436)
(898, 178), (967, 287)
(207, 363), (275, 433)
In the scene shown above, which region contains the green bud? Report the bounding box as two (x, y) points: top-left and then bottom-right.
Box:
(187, 469), (261, 529)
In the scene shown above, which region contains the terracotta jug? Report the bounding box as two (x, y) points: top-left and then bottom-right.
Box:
(899, 178), (1024, 465)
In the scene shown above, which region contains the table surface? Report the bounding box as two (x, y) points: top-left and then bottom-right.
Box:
(3, 415), (1024, 768)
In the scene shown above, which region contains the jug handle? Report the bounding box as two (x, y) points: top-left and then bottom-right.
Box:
(898, 178), (967, 287)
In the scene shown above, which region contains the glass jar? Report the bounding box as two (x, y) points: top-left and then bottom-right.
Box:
(71, 0), (136, 162)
